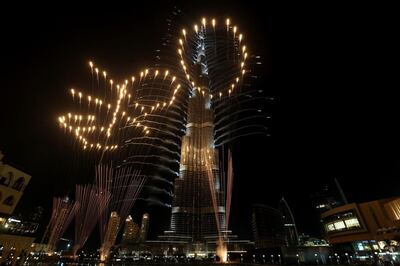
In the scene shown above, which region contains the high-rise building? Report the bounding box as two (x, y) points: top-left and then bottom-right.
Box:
(279, 198), (299, 246)
(252, 204), (286, 249)
(311, 178), (348, 214)
(100, 212), (120, 261)
(121, 215), (140, 244)
(139, 213), (150, 242)
(164, 61), (226, 243)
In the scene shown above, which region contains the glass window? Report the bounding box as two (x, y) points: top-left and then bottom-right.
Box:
(344, 218), (360, 228)
(325, 223), (335, 232)
(334, 221), (346, 230)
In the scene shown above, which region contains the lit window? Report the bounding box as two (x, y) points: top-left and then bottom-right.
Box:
(334, 221), (346, 230)
(344, 218), (360, 228)
(326, 223), (335, 232)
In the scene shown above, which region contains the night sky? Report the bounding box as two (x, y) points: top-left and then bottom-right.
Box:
(1, 2), (398, 244)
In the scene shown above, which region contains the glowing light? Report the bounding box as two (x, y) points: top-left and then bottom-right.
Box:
(226, 18), (230, 28)
(103, 71), (107, 78)
(179, 39), (183, 46)
(202, 17), (206, 27)
(233, 26), (237, 34)
(131, 76), (135, 82)
(212, 18), (216, 27)
(194, 24), (198, 33)
(242, 45), (246, 53)
(89, 61), (93, 68)
(239, 34), (243, 42)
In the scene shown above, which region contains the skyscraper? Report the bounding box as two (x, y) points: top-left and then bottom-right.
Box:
(279, 198), (299, 246)
(139, 213), (150, 242)
(166, 59), (225, 241)
(100, 212), (120, 261)
(121, 215), (140, 244)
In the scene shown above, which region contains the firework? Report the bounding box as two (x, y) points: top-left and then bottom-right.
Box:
(42, 197), (78, 252)
(73, 184), (111, 255)
(96, 164), (146, 261)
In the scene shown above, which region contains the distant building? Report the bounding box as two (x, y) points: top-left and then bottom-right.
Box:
(252, 204), (286, 249)
(139, 213), (149, 242)
(100, 212), (120, 261)
(311, 178), (348, 214)
(28, 206), (44, 223)
(121, 215), (140, 244)
(321, 197), (400, 264)
(279, 198), (299, 246)
(0, 151), (31, 216)
(297, 233), (329, 247)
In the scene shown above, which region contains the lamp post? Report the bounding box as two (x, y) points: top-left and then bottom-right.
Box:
(296, 254), (299, 265)
(278, 254), (281, 264)
(345, 252), (350, 264)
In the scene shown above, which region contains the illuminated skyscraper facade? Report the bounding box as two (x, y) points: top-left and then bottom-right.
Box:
(166, 57), (226, 243)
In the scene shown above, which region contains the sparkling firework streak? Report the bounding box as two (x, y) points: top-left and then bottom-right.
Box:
(57, 63), (183, 154)
(95, 164), (146, 260)
(174, 17), (271, 147)
(73, 184), (111, 255)
(54, 15), (271, 253)
(42, 197), (78, 251)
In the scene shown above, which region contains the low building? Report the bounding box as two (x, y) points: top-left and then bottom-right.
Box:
(0, 151), (34, 265)
(321, 197), (400, 264)
(0, 151), (31, 216)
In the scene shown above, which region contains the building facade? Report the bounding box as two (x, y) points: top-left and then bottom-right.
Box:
(121, 215), (140, 244)
(162, 53), (226, 252)
(321, 197), (400, 263)
(0, 151), (31, 216)
(252, 204), (286, 249)
(0, 151), (34, 265)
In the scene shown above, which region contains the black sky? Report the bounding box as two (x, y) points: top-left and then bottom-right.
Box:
(0, 2), (399, 242)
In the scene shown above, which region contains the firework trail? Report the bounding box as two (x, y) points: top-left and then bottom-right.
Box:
(95, 164), (145, 260)
(73, 184), (111, 255)
(55, 13), (270, 258)
(41, 197), (78, 251)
